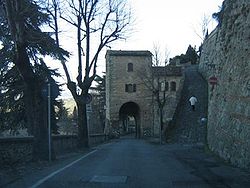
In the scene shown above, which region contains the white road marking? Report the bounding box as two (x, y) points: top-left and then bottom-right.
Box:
(29, 150), (97, 188)
(90, 175), (127, 183)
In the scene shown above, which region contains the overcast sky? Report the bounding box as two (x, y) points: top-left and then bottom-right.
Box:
(114, 0), (223, 55)
(91, 0), (224, 78)
(57, 0), (224, 98)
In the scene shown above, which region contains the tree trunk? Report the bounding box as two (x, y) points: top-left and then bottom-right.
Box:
(76, 101), (89, 148)
(159, 106), (164, 144)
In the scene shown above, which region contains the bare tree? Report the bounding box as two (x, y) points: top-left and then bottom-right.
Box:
(48, 0), (132, 148)
(152, 43), (170, 66)
(193, 14), (211, 41)
(138, 44), (171, 143)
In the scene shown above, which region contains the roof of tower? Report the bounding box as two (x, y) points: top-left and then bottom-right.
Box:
(152, 66), (183, 77)
(106, 50), (152, 57)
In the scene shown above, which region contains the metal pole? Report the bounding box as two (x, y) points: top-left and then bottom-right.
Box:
(48, 83), (51, 162)
(160, 125), (162, 145)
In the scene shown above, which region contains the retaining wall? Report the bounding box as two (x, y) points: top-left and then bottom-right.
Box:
(199, 0), (250, 168)
(0, 134), (106, 166)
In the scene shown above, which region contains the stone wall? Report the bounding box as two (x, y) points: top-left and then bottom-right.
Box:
(0, 136), (33, 166)
(0, 134), (106, 166)
(89, 134), (107, 146)
(199, 0), (250, 168)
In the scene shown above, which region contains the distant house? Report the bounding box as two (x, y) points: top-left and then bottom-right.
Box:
(151, 66), (183, 136)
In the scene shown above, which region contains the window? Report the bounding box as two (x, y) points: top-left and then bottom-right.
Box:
(127, 63), (133, 72)
(160, 81), (169, 91)
(170, 81), (176, 91)
(165, 82), (169, 91)
(125, 84), (136, 93)
(160, 82), (165, 91)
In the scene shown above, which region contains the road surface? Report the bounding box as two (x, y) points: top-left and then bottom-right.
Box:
(7, 136), (250, 188)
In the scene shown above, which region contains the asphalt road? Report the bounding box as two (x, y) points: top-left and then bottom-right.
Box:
(6, 136), (250, 188)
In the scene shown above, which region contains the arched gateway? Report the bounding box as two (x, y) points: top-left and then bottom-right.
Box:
(105, 50), (153, 138)
(119, 102), (140, 138)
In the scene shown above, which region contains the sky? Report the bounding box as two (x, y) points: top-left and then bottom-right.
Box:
(57, 0), (224, 98)
(114, 0), (223, 55)
(92, 0), (224, 77)
(0, 0), (224, 98)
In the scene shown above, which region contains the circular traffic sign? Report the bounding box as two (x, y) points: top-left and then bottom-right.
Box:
(83, 93), (92, 104)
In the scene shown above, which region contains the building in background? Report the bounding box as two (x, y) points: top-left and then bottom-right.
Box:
(105, 50), (184, 138)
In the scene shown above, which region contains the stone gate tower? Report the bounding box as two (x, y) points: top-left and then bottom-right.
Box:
(105, 50), (153, 138)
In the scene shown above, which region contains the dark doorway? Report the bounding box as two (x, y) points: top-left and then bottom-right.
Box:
(119, 102), (140, 138)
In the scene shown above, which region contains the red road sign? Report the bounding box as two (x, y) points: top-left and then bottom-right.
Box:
(209, 76), (218, 85)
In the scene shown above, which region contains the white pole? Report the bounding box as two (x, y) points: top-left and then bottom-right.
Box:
(48, 83), (51, 162)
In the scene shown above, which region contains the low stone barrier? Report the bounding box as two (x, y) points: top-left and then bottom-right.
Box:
(0, 136), (33, 166)
(53, 135), (78, 155)
(89, 133), (107, 146)
(0, 134), (107, 166)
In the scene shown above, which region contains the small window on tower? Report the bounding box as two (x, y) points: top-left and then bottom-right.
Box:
(160, 82), (165, 91)
(133, 84), (136, 92)
(165, 82), (169, 91)
(125, 84), (136, 93)
(170, 81), (176, 91)
(127, 63), (133, 72)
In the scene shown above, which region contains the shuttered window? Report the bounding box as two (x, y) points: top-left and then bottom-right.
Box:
(170, 81), (176, 91)
(125, 84), (136, 92)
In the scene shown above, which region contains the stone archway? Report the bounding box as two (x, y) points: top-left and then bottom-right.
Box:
(119, 102), (141, 138)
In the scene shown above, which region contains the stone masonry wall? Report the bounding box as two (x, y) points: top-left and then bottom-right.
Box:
(199, 0), (250, 168)
(0, 134), (106, 166)
(0, 137), (33, 166)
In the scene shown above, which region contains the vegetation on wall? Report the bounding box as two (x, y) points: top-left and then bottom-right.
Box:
(169, 45), (198, 65)
(212, 2), (225, 27)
